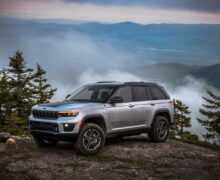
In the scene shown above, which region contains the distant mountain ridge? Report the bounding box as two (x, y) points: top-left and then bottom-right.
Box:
(192, 63), (220, 88)
(127, 62), (220, 88)
(1, 18), (220, 66)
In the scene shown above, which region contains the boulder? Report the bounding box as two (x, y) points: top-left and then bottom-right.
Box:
(0, 132), (10, 142)
(6, 138), (16, 145)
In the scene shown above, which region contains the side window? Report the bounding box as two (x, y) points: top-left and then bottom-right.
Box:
(96, 88), (114, 100)
(113, 86), (132, 102)
(149, 85), (167, 100)
(133, 86), (149, 101)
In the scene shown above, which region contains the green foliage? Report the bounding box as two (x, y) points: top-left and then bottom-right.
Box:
(0, 50), (56, 135)
(32, 64), (57, 104)
(173, 137), (220, 151)
(197, 90), (220, 143)
(173, 99), (191, 138)
(0, 69), (12, 125)
(7, 50), (35, 119)
(182, 131), (199, 141)
(0, 114), (28, 135)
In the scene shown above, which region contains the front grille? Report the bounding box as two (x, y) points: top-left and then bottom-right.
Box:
(32, 110), (58, 119)
(30, 121), (58, 132)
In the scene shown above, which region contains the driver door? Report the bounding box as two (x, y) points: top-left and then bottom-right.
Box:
(107, 86), (134, 131)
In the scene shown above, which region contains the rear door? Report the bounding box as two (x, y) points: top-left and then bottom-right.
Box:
(129, 86), (153, 127)
(148, 85), (172, 123)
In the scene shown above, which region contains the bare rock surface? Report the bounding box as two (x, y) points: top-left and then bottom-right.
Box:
(0, 135), (219, 180)
(0, 143), (6, 153)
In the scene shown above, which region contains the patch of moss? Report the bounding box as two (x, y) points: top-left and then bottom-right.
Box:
(84, 154), (171, 168)
(172, 138), (220, 151)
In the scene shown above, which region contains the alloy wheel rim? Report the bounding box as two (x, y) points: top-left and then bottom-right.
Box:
(82, 128), (101, 151)
(157, 120), (168, 140)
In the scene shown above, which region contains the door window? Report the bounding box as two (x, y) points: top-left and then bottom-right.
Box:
(149, 86), (167, 100)
(113, 86), (132, 102)
(133, 86), (149, 101)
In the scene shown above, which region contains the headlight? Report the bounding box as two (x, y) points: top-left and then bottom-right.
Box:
(58, 111), (79, 117)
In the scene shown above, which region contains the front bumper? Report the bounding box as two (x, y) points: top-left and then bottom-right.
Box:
(29, 115), (81, 140)
(30, 131), (78, 141)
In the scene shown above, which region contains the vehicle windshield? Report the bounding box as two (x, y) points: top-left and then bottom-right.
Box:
(66, 85), (119, 103)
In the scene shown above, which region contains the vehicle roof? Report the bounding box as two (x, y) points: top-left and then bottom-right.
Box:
(89, 81), (158, 86)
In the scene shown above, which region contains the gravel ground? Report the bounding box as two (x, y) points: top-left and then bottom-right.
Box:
(0, 135), (219, 180)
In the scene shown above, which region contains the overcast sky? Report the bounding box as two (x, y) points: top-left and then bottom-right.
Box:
(0, 0), (220, 24)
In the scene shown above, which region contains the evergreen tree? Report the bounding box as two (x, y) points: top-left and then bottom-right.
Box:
(0, 69), (11, 125)
(173, 99), (192, 138)
(197, 91), (220, 143)
(7, 50), (34, 119)
(0, 50), (57, 135)
(32, 64), (57, 104)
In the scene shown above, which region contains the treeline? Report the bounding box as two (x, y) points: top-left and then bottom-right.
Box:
(0, 51), (56, 134)
(172, 92), (220, 144)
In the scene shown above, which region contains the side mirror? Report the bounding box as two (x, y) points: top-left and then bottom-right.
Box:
(65, 94), (71, 100)
(109, 96), (123, 103)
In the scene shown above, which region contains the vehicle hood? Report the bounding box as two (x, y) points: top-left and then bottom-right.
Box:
(34, 100), (103, 110)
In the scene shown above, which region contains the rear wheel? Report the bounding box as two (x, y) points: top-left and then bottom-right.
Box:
(75, 123), (105, 155)
(33, 136), (59, 147)
(148, 116), (169, 142)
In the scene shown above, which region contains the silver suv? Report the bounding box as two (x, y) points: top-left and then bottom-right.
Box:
(29, 81), (174, 155)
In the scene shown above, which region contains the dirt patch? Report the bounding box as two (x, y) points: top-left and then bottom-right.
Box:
(0, 135), (219, 180)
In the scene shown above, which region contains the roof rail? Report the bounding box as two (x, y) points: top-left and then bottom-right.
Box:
(96, 81), (119, 83)
(124, 82), (158, 85)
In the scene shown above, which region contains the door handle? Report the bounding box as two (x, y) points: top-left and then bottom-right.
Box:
(128, 104), (135, 108)
(150, 103), (155, 106)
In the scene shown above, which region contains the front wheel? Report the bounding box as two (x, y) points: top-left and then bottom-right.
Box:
(148, 116), (169, 142)
(75, 123), (105, 155)
(33, 136), (59, 147)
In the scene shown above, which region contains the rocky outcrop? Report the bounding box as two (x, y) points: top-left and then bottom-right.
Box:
(0, 132), (10, 143)
(6, 138), (16, 145)
(0, 136), (220, 180)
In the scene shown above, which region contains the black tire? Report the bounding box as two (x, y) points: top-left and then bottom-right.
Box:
(148, 116), (169, 142)
(75, 123), (105, 155)
(33, 136), (59, 147)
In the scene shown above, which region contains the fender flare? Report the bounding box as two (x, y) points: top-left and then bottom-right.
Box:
(151, 109), (171, 127)
(81, 114), (107, 132)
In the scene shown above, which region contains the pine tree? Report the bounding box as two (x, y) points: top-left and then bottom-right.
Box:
(7, 50), (35, 119)
(197, 91), (220, 143)
(0, 51), (57, 135)
(0, 69), (11, 125)
(32, 64), (57, 104)
(173, 99), (192, 138)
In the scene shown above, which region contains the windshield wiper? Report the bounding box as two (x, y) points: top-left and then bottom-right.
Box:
(72, 99), (102, 103)
(72, 99), (90, 102)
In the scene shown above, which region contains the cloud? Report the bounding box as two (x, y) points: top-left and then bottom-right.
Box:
(0, 0), (220, 24)
(63, 0), (220, 13)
